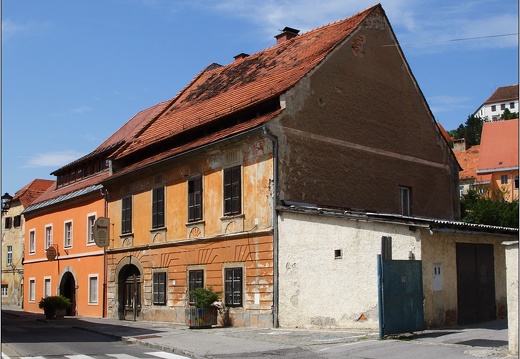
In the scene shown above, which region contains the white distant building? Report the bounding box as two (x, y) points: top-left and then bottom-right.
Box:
(474, 85), (519, 121)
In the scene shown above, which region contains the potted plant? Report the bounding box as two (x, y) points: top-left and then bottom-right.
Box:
(38, 295), (71, 319)
(186, 287), (220, 328)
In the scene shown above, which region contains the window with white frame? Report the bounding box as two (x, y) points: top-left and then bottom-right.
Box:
(44, 277), (52, 297)
(64, 221), (73, 248)
(510, 102), (515, 109)
(501, 175), (508, 185)
(6, 245), (12, 265)
(88, 275), (98, 304)
(29, 279), (36, 302)
(45, 225), (53, 250)
(1, 284), (7, 297)
(29, 230), (36, 254)
(87, 214), (96, 244)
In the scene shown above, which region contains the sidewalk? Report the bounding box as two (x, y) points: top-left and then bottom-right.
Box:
(1, 306), (511, 358)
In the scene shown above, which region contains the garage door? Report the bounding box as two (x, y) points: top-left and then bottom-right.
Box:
(456, 243), (496, 325)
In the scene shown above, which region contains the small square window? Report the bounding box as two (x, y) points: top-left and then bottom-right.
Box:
(334, 249), (343, 259)
(500, 103), (506, 110)
(491, 105), (497, 112)
(510, 102), (515, 109)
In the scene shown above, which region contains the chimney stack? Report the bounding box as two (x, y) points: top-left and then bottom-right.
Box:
(233, 53), (250, 62)
(275, 27), (300, 44)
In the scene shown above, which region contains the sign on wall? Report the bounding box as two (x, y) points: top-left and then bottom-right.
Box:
(94, 217), (110, 247)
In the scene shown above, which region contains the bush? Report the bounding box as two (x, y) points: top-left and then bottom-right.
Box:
(38, 295), (71, 311)
(190, 287), (220, 309)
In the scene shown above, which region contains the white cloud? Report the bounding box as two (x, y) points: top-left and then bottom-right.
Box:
(71, 106), (93, 114)
(22, 151), (85, 169)
(180, 0), (518, 52)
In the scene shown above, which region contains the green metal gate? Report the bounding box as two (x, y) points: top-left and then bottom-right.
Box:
(377, 255), (424, 338)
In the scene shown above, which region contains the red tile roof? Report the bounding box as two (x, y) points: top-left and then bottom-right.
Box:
(454, 145), (480, 180)
(12, 179), (55, 208)
(437, 123), (453, 143)
(477, 119), (519, 173)
(484, 85), (519, 104)
(114, 4), (384, 159)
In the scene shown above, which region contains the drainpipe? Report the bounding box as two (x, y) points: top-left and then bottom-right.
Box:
(100, 187), (108, 318)
(262, 125), (279, 328)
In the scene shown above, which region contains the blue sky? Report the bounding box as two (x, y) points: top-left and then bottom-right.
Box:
(2, 0), (518, 196)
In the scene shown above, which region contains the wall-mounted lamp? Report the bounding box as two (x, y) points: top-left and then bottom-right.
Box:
(1, 193), (13, 213)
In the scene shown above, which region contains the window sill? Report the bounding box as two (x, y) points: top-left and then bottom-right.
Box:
(120, 232), (134, 238)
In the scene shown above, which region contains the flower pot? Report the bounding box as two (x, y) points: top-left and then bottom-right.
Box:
(186, 307), (218, 328)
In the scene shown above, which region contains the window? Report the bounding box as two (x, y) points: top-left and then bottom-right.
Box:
(510, 102), (515, 109)
(153, 271), (167, 305)
(87, 215), (96, 244)
(45, 225), (53, 250)
(29, 230), (36, 254)
(188, 176), (203, 222)
(44, 277), (51, 298)
(122, 196), (132, 234)
(64, 221), (73, 248)
(89, 275), (98, 304)
(491, 105), (496, 112)
(1, 285), (7, 297)
(500, 103), (506, 110)
(29, 279), (36, 302)
(515, 176), (519, 189)
(223, 166), (241, 215)
(501, 175), (508, 185)
(4, 217), (12, 229)
(13, 215), (21, 227)
(224, 267), (243, 307)
(6, 245), (12, 265)
(188, 269), (204, 304)
(152, 187), (165, 228)
(399, 186), (411, 216)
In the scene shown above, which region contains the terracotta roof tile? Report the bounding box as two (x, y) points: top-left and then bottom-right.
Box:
(12, 179), (55, 208)
(477, 119), (519, 172)
(484, 84), (519, 104)
(454, 145), (480, 180)
(30, 171), (109, 206)
(109, 110), (282, 180)
(116, 4), (383, 159)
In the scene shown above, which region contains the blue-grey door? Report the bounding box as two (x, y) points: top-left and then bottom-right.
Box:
(378, 255), (424, 338)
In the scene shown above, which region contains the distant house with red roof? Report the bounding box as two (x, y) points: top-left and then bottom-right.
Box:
(2, 179), (54, 307)
(476, 119), (519, 201)
(474, 84), (519, 122)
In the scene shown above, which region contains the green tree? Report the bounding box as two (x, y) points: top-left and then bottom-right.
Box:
(500, 108), (519, 120)
(448, 115), (483, 146)
(461, 188), (519, 228)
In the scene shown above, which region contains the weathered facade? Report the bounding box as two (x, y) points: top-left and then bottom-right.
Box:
(277, 205), (516, 330)
(96, 4), (460, 326)
(104, 132), (276, 326)
(1, 179), (53, 308)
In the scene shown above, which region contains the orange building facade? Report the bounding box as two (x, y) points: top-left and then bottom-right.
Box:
(104, 133), (276, 326)
(23, 184), (106, 318)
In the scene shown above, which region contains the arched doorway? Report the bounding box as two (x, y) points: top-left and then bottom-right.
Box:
(118, 263), (142, 320)
(59, 271), (76, 316)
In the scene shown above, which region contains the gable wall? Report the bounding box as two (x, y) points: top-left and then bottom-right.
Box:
(271, 11), (459, 219)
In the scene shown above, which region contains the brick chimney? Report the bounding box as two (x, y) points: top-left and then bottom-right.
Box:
(233, 53), (249, 62)
(275, 27), (300, 44)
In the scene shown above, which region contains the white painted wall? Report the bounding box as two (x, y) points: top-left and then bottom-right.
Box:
(277, 211), (421, 329)
(504, 241), (518, 356)
(476, 99), (519, 121)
